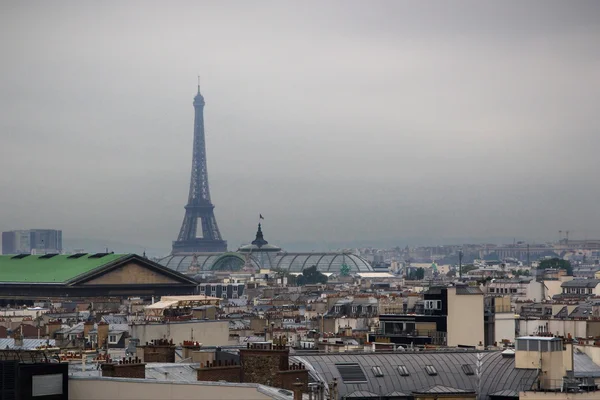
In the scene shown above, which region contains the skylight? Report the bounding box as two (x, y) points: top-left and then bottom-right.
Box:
(425, 365), (437, 376)
(335, 363), (368, 383)
(461, 364), (475, 375)
(397, 365), (410, 376)
(372, 366), (384, 377)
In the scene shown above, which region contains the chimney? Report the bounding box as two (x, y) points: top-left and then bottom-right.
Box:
(101, 357), (145, 379)
(97, 322), (109, 349)
(140, 339), (176, 363)
(46, 320), (62, 338)
(293, 380), (303, 400)
(13, 330), (24, 347)
(83, 321), (94, 339)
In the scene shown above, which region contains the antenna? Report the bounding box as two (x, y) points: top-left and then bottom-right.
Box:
(197, 74), (201, 93)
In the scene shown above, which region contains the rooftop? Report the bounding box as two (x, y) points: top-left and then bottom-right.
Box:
(0, 253), (126, 283)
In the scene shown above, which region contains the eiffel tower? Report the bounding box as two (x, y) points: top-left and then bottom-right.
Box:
(172, 83), (227, 253)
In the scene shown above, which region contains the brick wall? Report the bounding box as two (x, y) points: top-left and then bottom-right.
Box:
(101, 357), (145, 379)
(139, 339), (175, 363)
(240, 348), (288, 386)
(197, 360), (241, 383)
(239, 344), (308, 391)
(276, 364), (308, 391)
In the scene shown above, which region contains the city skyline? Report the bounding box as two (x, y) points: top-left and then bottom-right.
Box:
(1, 2), (600, 252)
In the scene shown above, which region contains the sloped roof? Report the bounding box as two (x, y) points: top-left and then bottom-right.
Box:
(574, 352), (600, 378)
(413, 385), (473, 394)
(0, 338), (56, 350)
(0, 253), (126, 283)
(489, 389), (519, 397)
(561, 279), (600, 288)
(292, 351), (537, 399)
(345, 390), (380, 398)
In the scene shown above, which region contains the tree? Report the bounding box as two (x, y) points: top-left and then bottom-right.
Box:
(408, 267), (425, 280)
(297, 265), (328, 285)
(538, 258), (573, 275)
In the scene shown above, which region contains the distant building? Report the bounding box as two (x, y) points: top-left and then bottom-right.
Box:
(369, 285), (484, 348)
(1, 229), (62, 254)
(160, 224), (373, 275)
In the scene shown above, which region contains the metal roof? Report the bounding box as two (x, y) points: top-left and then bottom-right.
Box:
(456, 286), (484, 295)
(291, 351), (537, 398)
(145, 363), (199, 382)
(345, 390), (379, 398)
(489, 389), (519, 397)
(0, 338), (56, 350)
(561, 279), (600, 288)
(574, 352), (600, 378)
(413, 385), (473, 394)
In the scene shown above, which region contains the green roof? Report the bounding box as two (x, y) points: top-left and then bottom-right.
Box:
(0, 253), (127, 283)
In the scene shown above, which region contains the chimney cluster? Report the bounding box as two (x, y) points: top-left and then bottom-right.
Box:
(182, 340), (202, 347)
(201, 359), (239, 368)
(101, 356), (146, 379)
(139, 338), (176, 363)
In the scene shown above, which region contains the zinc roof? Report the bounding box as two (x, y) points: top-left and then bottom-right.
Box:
(0, 338), (56, 350)
(292, 351), (537, 399)
(0, 254), (126, 283)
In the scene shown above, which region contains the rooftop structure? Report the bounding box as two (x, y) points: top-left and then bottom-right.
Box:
(291, 350), (537, 399)
(0, 253), (198, 300)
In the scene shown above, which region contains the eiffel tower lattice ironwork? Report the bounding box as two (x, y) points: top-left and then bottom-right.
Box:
(172, 83), (227, 253)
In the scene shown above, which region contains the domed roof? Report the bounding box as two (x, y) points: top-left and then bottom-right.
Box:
(237, 224), (281, 253)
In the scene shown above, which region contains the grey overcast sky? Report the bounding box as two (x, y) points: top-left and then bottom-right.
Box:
(1, 1), (599, 253)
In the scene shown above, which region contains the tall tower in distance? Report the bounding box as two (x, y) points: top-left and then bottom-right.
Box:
(172, 82), (227, 253)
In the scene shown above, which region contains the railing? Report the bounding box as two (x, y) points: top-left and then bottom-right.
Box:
(522, 378), (598, 393)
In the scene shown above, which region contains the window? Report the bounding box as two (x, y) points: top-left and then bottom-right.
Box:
(200, 285), (205, 292)
(461, 364), (474, 375)
(510, 288), (517, 294)
(335, 363), (368, 383)
(425, 365), (437, 376)
(397, 365), (410, 376)
(372, 366), (384, 377)
(233, 285), (238, 292)
(108, 335), (118, 344)
(424, 300), (441, 310)
(489, 288), (495, 293)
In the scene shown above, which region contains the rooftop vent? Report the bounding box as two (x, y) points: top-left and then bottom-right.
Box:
(39, 253), (59, 259)
(336, 363), (368, 383)
(68, 253), (88, 259)
(88, 253), (110, 259)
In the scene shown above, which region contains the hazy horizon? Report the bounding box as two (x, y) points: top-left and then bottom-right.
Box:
(2, 1), (599, 253)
